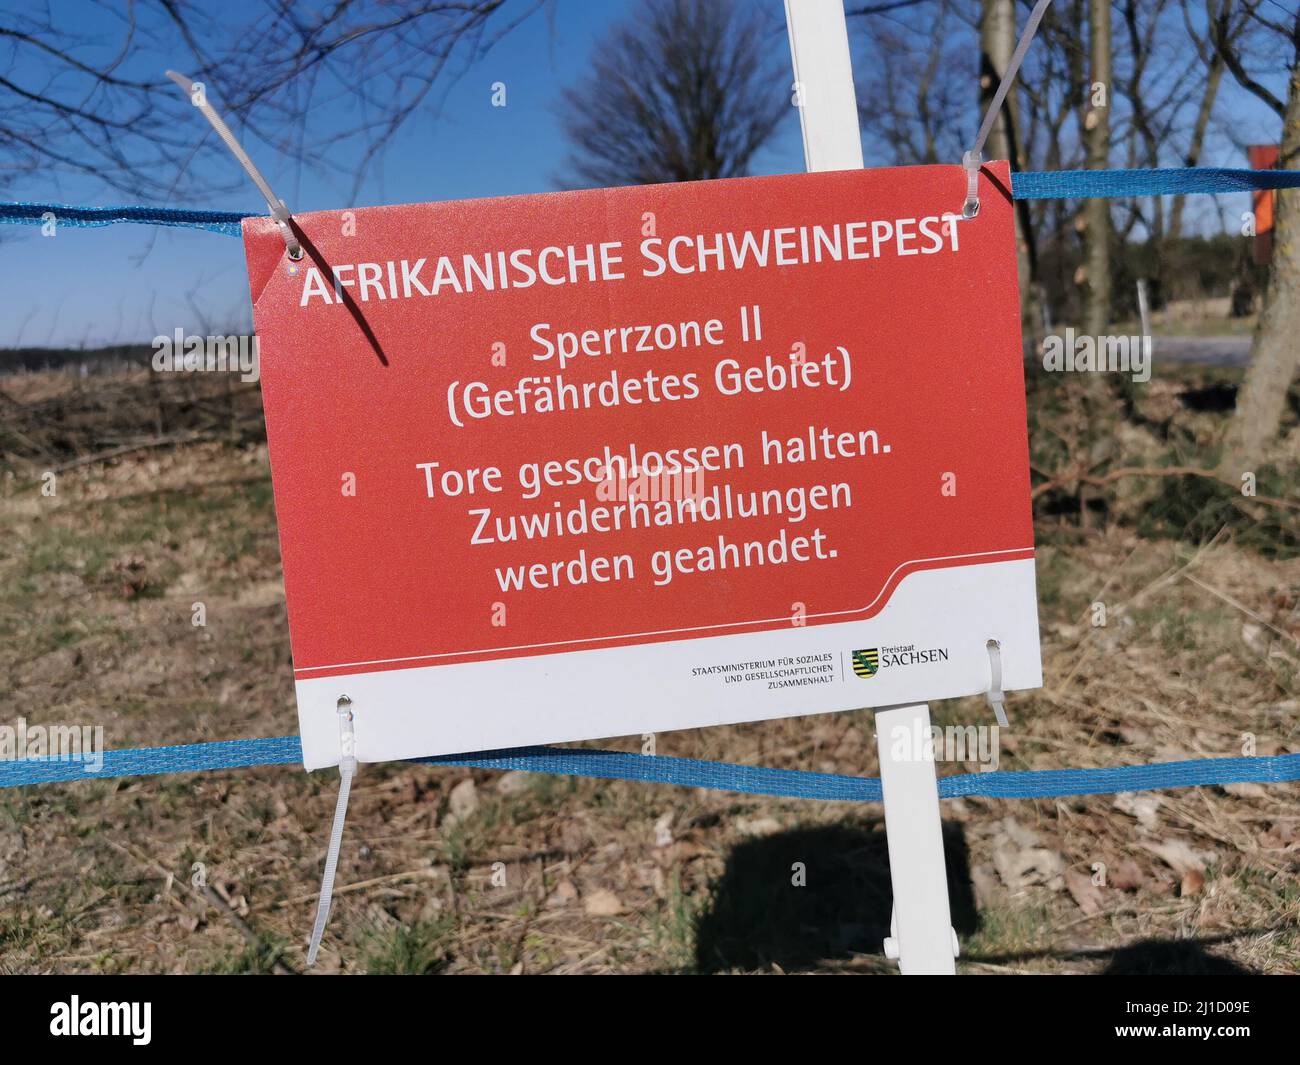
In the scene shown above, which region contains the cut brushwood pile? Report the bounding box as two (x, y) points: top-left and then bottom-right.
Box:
(0, 368), (263, 472)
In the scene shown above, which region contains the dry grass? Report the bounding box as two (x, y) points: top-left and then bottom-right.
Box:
(0, 368), (1297, 974)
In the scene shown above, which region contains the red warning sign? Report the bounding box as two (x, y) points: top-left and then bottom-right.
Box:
(244, 163), (1040, 768)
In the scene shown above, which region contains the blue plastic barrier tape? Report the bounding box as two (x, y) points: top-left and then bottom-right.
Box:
(2, 168), (1297, 239)
(936, 753), (1300, 799)
(0, 201), (245, 236)
(418, 746), (884, 800)
(3, 162), (1298, 802)
(2, 736), (1297, 802)
(0, 737), (303, 788)
(1011, 166), (1300, 200)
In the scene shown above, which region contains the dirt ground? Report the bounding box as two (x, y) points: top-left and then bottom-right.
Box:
(0, 366), (1297, 974)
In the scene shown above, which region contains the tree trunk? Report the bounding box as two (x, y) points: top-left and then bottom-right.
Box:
(1169, 48), (1224, 242)
(1081, 0), (1112, 336)
(981, 0), (1039, 352)
(1218, 48), (1300, 476)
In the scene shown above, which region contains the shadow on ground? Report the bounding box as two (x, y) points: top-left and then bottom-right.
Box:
(963, 929), (1269, 974)
(1100, 939), (1256, 975)
(692, 819), (976, 973)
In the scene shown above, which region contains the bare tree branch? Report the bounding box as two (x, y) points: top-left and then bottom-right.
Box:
(0, 1), (548, 201)
(1210, 0), (1288, 117)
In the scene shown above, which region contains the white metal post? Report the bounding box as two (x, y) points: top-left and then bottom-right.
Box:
(784, 0), (864, 172)
(784, 0), (958, 974)
(875, 704), (958, 973)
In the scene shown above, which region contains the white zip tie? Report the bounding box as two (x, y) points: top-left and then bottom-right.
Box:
(306, 696), (357, 967)
(961, 0), (1054, 219)
(985, 639), (1009, 727)
(164, 70), (302, 259)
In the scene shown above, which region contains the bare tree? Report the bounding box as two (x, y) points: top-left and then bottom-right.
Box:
(557, 0), (788, 187)
(980, 1), (1024, 175)
(853, 0), (976, 167)
(1081, 0), (1112, 335)
(0, 1), (546, 201)
(981, 0), (1039, 343)
(1, 4), (221, 199)
(1115, 0), (1201, 244)
(1020, 0), (1089, 326)
(1170, 0), (1231, 241)
(1214, 1), (1300, 474)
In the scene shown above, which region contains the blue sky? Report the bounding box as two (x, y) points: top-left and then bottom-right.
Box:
(1, 0), (1285, 348)
(4, 1), (707, 347)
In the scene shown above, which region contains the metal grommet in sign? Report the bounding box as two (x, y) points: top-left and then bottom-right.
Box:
(288, 244), (304, 262)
